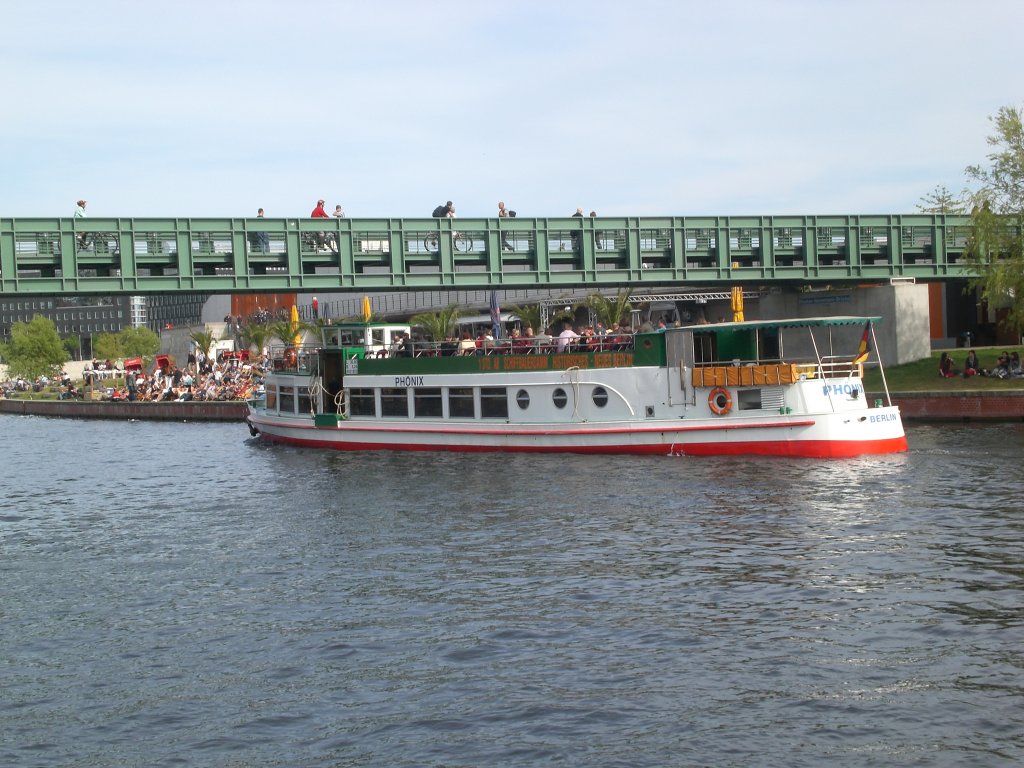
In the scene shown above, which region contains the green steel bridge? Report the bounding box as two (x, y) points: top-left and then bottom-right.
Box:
(0, 214), (974, 295)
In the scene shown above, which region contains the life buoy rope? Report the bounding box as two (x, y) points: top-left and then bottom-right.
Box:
(708, 386), (732, 416)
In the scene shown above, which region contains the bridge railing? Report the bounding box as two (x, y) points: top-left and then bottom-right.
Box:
(0, 214), (977, 294)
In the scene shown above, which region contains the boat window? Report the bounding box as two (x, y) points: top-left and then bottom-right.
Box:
(265, 384), (277, 411)
(480, 387), (508, 419)
(279, 385), (295, 414)
(515, 389), (530, 410)
(349, 388), (375, 416)
(552, 388), (568, 409)
(298, 386), (313, 415)
(737, 389), (763, 411)
(381, 388), (409, 417)
(592, 386), (608, 408)
(448, 387), (475, 418)
(413, 387), (443, 418)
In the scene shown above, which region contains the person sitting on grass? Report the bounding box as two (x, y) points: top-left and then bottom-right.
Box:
(939, 352), (957, 378)
(991, 351), (1011, 379)
(963, 349), (982, 377)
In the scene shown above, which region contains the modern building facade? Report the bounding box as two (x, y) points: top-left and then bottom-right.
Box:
(0, 293), (206, 356)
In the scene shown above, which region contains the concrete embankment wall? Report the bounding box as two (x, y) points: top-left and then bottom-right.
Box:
(0, 399), (248, 421)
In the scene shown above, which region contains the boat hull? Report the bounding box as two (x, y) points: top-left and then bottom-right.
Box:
(246, 406), (908, 458)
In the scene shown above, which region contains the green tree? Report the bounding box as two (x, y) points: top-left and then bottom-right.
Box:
(917, 184), (967, 214)
(964, 105), (1024, 335)
(2, 315), (69, 380)
(92, 331), (124, 360)
(119, 326), (160, 359)
(266, 318), (320, 347)
(188, 328), (217, 364)
(586, 288), (633, 330)
(504, 301), (542, 334)
(62, 335), (81, 360)
(239, 324), (274, 360)
(409, 304), (463, 341)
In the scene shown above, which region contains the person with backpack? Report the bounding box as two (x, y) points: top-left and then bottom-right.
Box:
(432, 201), (454, 218)
(498, 201), (513, 251)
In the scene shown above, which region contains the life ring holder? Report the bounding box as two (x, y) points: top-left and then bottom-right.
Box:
(708, 386), (732, 416)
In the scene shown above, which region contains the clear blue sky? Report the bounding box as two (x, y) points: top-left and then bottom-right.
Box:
(1, 0), (1020, 219)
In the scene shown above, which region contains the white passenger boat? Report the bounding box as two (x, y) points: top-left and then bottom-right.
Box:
(245, 316), (907, 457)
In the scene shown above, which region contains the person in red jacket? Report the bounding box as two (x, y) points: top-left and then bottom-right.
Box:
(310, 199), (336, 253)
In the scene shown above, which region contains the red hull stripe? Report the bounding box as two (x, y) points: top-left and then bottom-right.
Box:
(254, 433), (908, 458)
(252, 418), (818, 438)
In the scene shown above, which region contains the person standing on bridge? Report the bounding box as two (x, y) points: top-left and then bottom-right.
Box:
(310, 199), (336, 253)
(498, 201), (513, 251)
(571, 207), (583, 253)
(74, 199), (88, 249)
(251, 207), (270, 254)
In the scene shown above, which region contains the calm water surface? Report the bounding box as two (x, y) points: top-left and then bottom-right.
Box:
(2, 416), (1023, 767)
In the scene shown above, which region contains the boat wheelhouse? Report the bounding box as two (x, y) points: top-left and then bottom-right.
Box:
(246, 316), (907, 457)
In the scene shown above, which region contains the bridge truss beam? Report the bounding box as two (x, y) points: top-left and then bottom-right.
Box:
(0, 214), (975, 295)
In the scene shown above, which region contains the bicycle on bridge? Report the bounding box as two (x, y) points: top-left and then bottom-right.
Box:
(76, 232), (121, 255)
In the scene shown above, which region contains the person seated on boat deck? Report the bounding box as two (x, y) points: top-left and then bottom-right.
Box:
(510, 328), (532, 354)
(557, 323), (580, 353)
(938, 352), (958, 378)
(963, 349), (982, 377)
(395, 331), (415, 358)
(440, 334), (458, 357)
(579, 326), (600, 350)
(458, 332), (478, 356)
(533, 326), (554, 353)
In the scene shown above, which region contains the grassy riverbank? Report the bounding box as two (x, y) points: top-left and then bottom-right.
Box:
(864, 346), (1024, 392)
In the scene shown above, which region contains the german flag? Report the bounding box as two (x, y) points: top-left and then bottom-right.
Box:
(853, 322), (871, 364)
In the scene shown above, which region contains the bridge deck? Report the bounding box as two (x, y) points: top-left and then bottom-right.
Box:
(0, 214), (973, 294)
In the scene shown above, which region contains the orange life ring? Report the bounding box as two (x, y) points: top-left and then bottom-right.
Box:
(708, 386), (732, 416)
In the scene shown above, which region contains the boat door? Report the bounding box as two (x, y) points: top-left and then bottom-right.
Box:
(321, 350), (346, 413)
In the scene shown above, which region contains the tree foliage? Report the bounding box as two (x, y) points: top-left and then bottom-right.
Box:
(586, 288), (633, 330)
(266, 318), (320, 347)
(119, 326), (160, 358)
(409, 304), (463, 341)
(916, 184), (967, 214)
(504, 302), (542, 334)
(92, 326), (160, 360)
(188, 329), (217, 362)
(964, 105), (1024, 335)
(239, 324), (274, 359)
(1, 315), (69, 380)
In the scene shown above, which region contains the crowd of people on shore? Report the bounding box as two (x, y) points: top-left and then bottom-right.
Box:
(97, 353), (264, 402)
(940, 349), (1024, 379)
(1, 353), (265, 403)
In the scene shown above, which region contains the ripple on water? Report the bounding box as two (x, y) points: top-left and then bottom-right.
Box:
(1, 417), (1023, 766)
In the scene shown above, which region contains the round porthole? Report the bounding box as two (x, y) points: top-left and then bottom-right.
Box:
(592, 386), (608, 407)
(516, 389), (530, 409)
(552, 388), (568, 409)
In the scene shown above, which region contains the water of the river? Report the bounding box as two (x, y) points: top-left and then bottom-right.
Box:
(2, 415), (1022, 767)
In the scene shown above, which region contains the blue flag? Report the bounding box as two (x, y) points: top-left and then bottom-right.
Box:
(489, 290), (501, 339)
